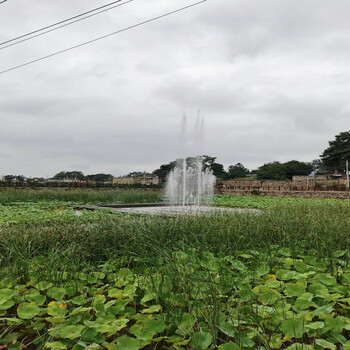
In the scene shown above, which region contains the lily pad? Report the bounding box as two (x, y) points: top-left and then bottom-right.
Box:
(190, 332), (213, 350)
(17, 302), (41, 319)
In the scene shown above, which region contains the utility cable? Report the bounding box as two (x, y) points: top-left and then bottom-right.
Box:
(0, 0), (206, 75)
(0, 0), (132, 50)
(0, 0), (124, 46)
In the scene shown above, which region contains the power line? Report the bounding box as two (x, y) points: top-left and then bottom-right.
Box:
(0, 0), (132, 50)
(0, 0), (207, 76)
(0, 0), (124, 46)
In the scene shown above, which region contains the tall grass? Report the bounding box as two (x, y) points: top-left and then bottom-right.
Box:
(1, 202), (349, 277)
(0, 188), (161, 204)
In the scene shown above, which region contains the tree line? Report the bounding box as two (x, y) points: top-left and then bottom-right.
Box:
(2, 131), (349, 183)
(153, 131), (350, 181)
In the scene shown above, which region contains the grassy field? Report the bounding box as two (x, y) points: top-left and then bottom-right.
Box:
(0, 190), (349, 349)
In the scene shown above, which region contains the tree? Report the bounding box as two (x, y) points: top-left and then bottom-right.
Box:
(320, 131), (350, 172)
(125, 171), (151, 178)
(52, 171), (85, 180)
(153, 161), (176, 182)
(227, 163), (249, 179)
(283, 160), (313, 180)
(3, 175), (26, 183)
(211, 163), (226, 178)
(256, 162), (286, 180)
(153, 155), (222, 182)
(85, 173), (113, 182)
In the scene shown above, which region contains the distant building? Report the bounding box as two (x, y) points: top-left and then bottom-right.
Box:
(112, 176), (160, 185)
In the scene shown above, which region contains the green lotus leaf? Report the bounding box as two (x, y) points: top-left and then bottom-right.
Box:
(102, 343), (117, 350)
(144, 319), (166, 333)
(45, 341), (67, 349)
(268, 334), (282, 349)
(106, 299), (129, 315)
(47, 304), (68, 318)
(36, 281), (53, 291)
(230, 259), (247, 271)
(176, 313), (195, 336)
(17, 302), (41, 319)
(0, 317), (23, 326)
(317, 274), (337, 286)
(294, 297), (312, 311)
(0, 299), (15, 310)
(47, 287), (66, 300)
(325, 317), (346, 333)
(219, 321), (236, 337)
(0, 289), (17, 303)
(108, 288), (123, 298)
(285, 343), (313, 350)
(26, 289), (46, 305)
(116, 335), (148, 350)
(115, 268), (134, 288)
(281, 318), (305, 338)
(142, 305), (161, 314)
(123, 284), (137, 297)
(71, 295), (86, 306)
(59, 325), (85, 339)
(190, 332), (213, 350)
(81, 328), (105, 343)
(305, 321), (325, 330)
(258, 289), (279, 305)
(8, 342), (21, 350)
(285, 283), (306, 297)
(217, 343), (240, 350)
(1, 332), (23, 345)
(309, 283), (329, 297)
(315, 339), (336, 349)
(294, 261), (310, 273)
(343, 341), (350, 350)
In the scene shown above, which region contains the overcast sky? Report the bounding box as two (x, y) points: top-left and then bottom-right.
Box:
(1, 0), (350, 177)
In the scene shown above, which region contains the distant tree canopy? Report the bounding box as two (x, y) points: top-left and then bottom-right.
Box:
(85, 174), (113, 182)
(52, 171), (85, 180)
(257, 160), (313, 180)
(52, 171), (113, 182)
(125, 171), (152, 178)
(320, 131), (350, 172)
(153, 156), (226, 182)
(227, 163), (250, 179)
(3, 175), (26, 183)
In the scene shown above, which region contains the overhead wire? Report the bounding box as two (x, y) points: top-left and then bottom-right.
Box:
(0, 0), (207, 76)
(0, 0), (132, 50)
(0, 0), (125, 46)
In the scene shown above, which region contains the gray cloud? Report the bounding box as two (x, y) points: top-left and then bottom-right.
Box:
(0, 0), (349, 176)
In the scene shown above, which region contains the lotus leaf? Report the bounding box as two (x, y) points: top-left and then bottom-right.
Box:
(17, 302), (41, 319)
(315, 338), (336, 349)
(45, 341), (67, 349)
(217, 343), (240, 350)
(281, 318), (305, 338)
(116, 335), (148, 350)
(190, 332), (213, 350)
(59, 325), (85, 339)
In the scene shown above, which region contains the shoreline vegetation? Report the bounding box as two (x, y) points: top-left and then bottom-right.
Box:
(0, 190), (349, 349)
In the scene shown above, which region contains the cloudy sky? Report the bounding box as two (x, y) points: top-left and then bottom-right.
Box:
(0, 0), (349, 177)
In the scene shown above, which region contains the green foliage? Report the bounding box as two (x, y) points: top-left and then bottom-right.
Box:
(1, 247), (350, 349)
(52, 171), (85, 180)
(0, 189), (161, 205)
(226, 163), (249, 179)
(256, 160), (313, 180)
(0, 193), (350, 349)
(320, 130), (350, 172)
